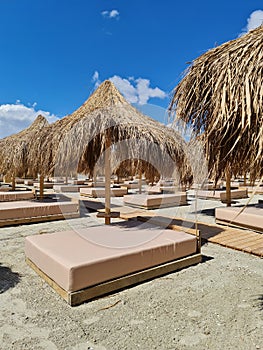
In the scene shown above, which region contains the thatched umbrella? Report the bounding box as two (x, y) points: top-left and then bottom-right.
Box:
(169, 25), (263, 205)
(0, 115), (49, 190)
(30, 80), (192, 223)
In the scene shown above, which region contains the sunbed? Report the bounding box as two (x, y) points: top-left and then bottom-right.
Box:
(196, 189), (248, 201)
(80, 187), (128, 198)
(215, 205), (263, 233)
(0, 190), (34, 202)
(53, 184), (91, 193)
(0, 199), (79, 227)
(123, 193), (188, 209)
(25, 220), (201, 305)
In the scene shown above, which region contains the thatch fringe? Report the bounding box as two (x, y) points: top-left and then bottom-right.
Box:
(0, 115), (49, 177)
(27, 81), (192, 184)
(169, 26), (263, 181)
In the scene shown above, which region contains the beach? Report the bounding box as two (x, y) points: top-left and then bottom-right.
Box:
(1, 195), (263, 350)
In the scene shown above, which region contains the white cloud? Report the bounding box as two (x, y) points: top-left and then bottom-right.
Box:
(0, 102), (57, 138)
(101, 9), (120, 19)
(241, 10), (263, 34)
(92, 71), (167, 105)
(110, 75), (167, 104)
(92, 70), (101, 88)
(135, 78), (166, 104)
(109, 75), (138, 103)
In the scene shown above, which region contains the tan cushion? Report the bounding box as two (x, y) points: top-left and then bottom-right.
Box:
(0, 201), (79, 220)
(0, 191), (34, 202)
(123, 193), (187, 208)
(53, 185), (91, 193)
(25, 222), (197, 292)
(215, 206), (263, 231)
(80, 187), (127, 198)
(197, 189), (248, 200)
(34, 182), (54, 189)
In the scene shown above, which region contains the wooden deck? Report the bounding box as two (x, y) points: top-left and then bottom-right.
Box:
(120, 212), (263, 257)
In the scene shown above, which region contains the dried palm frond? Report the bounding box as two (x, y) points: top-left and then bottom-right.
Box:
(28, 81), (192, 184)
(0, 115), (49, 177)
(169, 26), (263, 181)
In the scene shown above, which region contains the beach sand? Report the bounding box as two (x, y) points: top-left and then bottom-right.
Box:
(0, 195), (263, 350)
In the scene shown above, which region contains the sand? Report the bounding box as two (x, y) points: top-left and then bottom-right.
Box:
(0, 195), (263, 349)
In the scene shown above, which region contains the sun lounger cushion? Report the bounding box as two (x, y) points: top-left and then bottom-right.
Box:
(0, 200), (79, 220)
(24, 180), (34, 186)
(196, 189), (248, 201)
(215, 206), (263, 232)
(33, 182), (54, 189)
(0, 191), (34, 202)
(123, 193), (187, 209)
(53, 185), (91, 193)
(148, 186), (177, 194)
(25, 223), (197, 292)
(80, 187), (127, 198)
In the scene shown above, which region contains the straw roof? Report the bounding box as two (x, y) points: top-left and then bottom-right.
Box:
(169, 26), (263, 181)
(0, 115), (49, 177)
(29, 80), (192, 184)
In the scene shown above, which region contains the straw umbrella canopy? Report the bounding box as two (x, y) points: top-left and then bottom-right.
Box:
(169, 26), (263, 205)
(30, 80), (192, 223)
(0, 115), (49, 187)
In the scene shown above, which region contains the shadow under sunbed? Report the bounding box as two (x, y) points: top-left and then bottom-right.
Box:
(0, 263), (21, 293)
(134, 215), (226, 243)
(80, 199), (120, 212)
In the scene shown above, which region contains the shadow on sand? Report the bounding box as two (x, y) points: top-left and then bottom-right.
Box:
(0, 263), (21, 293)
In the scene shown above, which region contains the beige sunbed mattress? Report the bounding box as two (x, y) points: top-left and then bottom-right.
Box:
(25, 222), (197, 293)
(123, 193), (188, 209)
(215, 206), (263, 232)
(53, 185), (91, 193)
(80, 187), (128, 198)
(0, 200), (79, 225)
(33, 182), (55, 189)
(196, 189), (248, 201)
(0, 191), (34, 202)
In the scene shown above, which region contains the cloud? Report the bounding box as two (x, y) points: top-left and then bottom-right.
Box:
(92, 71), (167, 105)
(92, 70), (101, 88)
(101, 9), (120, 19)
(135, 78), (166, 104)
(241, 10), (263, 34)
(0, 102), (57, 138)
(109, 76), (138, 103)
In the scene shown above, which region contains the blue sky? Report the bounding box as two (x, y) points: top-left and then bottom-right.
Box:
(0, 0), (262, 137)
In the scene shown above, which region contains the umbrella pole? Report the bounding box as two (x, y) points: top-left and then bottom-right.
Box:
(138, 168), (142, 194)
(12, 175), (16, 191)
(39, 174), (44, 200)
(225, 167), (231, 207)
(105, 133), (111, 225)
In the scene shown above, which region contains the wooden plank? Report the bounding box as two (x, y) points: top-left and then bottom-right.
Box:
(218, 232), (257, 244)
(26, 258), (69, 303)
(69, 254), (202, 306)
(0, 212), (79, 228)
(249, 246), (263, 256)
(209, 231), (250, 244)
(26, 254), (202, 306)
(216, 219), (263, 234)
(225, 236), (263, 249)
(243, 244), (263, 254)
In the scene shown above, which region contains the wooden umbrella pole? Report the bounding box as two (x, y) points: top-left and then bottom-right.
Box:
(39, 174), (44, 200)
(225, 167), (231, 207)
(104, 131), (111, 225)
(12, 175), (16, 191)
(243, 172), (247, 186)
(138, 166), (142, 194)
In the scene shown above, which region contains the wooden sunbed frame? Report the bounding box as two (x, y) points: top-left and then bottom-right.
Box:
(215, 218), (263, 233)
(26, 252), (202, 306)
(0, 212), (79, 228)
